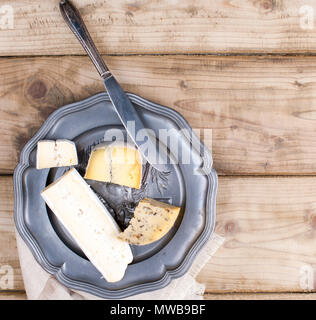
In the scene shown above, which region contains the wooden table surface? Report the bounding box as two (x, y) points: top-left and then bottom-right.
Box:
(1, 0), (316, 300)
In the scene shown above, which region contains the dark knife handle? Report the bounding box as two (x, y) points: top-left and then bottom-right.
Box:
(59, 0), (111, 79)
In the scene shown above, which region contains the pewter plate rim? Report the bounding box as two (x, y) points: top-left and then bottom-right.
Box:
(14, 92), (217, 299)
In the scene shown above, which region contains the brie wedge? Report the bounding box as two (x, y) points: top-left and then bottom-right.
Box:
(41, 168), (133, 282)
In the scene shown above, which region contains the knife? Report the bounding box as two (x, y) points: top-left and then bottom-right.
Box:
(59, 0), (169, 172)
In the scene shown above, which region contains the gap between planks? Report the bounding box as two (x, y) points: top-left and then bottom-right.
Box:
(3, 55), (316, 175)
(3, 175), (316, 293)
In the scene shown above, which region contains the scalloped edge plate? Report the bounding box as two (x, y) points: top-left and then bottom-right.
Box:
(14, 92), (217, 299)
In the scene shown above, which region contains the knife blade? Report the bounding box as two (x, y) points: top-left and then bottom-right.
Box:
(103, 75), (169, 172)
(59, 0), (169, 172)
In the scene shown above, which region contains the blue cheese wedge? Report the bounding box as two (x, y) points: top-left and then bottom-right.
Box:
(41, 168), (133, 282)
(119, 198), (181, 245)
(84, 142), (142, 189)
(36, 139), (78, 169)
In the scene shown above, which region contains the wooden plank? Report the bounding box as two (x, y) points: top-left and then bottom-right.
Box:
(0, 176), (24, 290)
(4, 175), (316, 293)
(1, 0), (316, 55)
(3, 292), (315, 301)
(4, 292), (315, 301)
(2, 55), (316, 174)
(0, 291), (26, 300)
(205, 293), (316, 300)
(198, 176), (316, 293)
(3, 291), (316, 300)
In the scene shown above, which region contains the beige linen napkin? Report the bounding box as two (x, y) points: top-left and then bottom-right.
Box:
(16, 231), (224, 300)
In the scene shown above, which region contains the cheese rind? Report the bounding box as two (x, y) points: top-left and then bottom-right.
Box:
(36, 139), (78, 169)
(119, 198), (181, 245)
(84, 142), (142, 189)
(41, 168), (133, 282)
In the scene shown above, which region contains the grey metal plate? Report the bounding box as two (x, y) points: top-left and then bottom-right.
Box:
(14, 92), (217, 299)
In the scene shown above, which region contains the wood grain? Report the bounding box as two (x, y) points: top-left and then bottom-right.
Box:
(1, 0), (316, 56)
(2, 55), (316, 174)
(0, 291), (26, 300)
(205, 293), (316, 300)
(4, 175), (316, 293)
(198, 176), (316, 293)
(0, 176), (24, 291)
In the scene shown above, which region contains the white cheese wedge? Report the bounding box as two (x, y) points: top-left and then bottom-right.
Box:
(36, 139), (78, 169)
(84, 142), (142, 189)
(41, 168), (133, 282)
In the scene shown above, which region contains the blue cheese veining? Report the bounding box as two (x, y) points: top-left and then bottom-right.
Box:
(119, 198), (181, 245)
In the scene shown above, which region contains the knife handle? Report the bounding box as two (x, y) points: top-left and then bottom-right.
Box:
(59, 0), (111, 80)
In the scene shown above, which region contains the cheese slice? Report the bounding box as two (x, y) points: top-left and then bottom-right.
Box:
(84, 142), (142, 189)
(36, 139), (78, 169)
(41, 168), (133, 282)
(119, 198), (181, 245)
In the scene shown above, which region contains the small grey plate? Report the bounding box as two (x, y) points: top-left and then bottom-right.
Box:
(14, 92), (217, 299)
